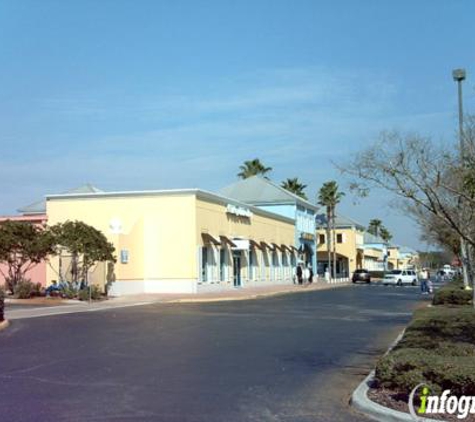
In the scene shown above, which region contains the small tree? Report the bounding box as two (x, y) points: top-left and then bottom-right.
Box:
(50, 221), (116, 287)
(237, 159), (272, 179)
(281, 178), (308, 199)
(0, 220), (55, 294)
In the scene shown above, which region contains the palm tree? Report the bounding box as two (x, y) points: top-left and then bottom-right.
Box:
(380, 226), (393, 243)
(237, 159), (272, 179)
(281, 178), (308, 200)
(368, 219), (383, 237)
(318, 181), (345, 281)
(379, 226), (392, 272)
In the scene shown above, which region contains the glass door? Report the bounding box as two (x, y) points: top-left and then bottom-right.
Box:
(233, 252), (241, 287)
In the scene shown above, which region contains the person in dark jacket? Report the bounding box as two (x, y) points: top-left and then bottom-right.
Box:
(296, 265), (303, 285)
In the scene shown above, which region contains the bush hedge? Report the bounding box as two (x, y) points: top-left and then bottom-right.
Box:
(432, 278), (472, 306)
(13, 280), (36, 299)
(375, 306), (475, 396)
(60, 285), (77, 299)
(78, 286), (102, 301)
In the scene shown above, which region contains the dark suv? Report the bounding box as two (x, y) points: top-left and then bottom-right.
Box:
(352, 269), (371, 284)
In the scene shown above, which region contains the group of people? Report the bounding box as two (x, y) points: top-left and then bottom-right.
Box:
(294, 263), (314, 285)
(418, 268), (433, 294)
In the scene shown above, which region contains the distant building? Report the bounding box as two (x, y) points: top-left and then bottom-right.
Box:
(316, 213), (365, 278)
(387, 245), (419, 270)
(363, 232), (388, 272)
(220, 176), (318, 271)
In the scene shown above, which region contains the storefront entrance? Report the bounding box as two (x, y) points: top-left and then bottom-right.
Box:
(233, 251), (242, 287)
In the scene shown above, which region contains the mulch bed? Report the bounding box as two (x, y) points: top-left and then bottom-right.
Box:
(368, 387), (475, 421)
(6, 297), (74, 306)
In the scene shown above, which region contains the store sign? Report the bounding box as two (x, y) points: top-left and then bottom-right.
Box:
(232, 239), (250, 250)
(226, 204), (252, 218)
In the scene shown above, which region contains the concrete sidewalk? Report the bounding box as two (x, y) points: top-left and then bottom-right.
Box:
(5, 281), (351, 320)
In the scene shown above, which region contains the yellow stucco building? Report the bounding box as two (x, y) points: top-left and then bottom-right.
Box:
(46, 189), (297, 295)
(387, 246), (419, 270)
(316, 214), (365, 278)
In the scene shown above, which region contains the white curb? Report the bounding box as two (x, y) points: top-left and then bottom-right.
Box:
(350, 331), (446, 422)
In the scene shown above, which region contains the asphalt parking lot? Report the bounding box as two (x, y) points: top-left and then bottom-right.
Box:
(0, 284), (424, 422)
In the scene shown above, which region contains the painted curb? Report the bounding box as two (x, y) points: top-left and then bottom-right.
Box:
(0, 320), (10, 331)
(350, 332), (445, 422)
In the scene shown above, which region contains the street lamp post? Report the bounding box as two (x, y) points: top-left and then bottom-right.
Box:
(453, 68), (466, 152)
(452, 68), (470, 288)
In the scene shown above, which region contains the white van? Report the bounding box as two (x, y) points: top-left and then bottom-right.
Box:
(383, 270), (418, 286)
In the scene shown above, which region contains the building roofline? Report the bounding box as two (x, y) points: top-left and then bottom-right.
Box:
(0, 214), (47, 222)
(253, 176), (319, 211)
(316, 212), (366, 230)
(46, 188), (296, 225)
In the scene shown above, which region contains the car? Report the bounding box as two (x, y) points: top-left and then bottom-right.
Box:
(352, 269), (371, 284)
(441, 265), (456, 278)
(436, 269), (454, 281)
(383, 269), (418, 286)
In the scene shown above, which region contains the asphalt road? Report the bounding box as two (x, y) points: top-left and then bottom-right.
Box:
(0, 284), (425, 422)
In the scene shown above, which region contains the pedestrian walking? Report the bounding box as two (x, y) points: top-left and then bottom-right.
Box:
(308, 267), (314, 284)
(295, 264), (303, 285)
(419, 268), (429, 294)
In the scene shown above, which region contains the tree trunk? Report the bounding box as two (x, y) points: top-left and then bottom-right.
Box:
(332, 207), (337, 281)
(71, 252), (79, 285)
(460, 238), (470, 289)
(326, 207), (332, 282)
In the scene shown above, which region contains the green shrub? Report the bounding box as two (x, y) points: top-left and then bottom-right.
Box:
(375, 306), (475, 396)
(0, 287), (5, 322)
(13, 279), (35, 299)
(433, 285), (472, 306)
(78, 285), (102, 301)
(60, 285), (77, 299)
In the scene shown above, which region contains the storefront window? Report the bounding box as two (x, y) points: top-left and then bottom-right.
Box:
(262, 251), (269, 280)
(272, 251), (278, 279)
(282, 252), (288, 277)
(291, 253), (296, 268)
(249, 249), (255, 280)
(220, 248), (226, 281)
(201, 247), (208, 282)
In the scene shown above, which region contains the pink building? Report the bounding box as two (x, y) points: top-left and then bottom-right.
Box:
(0, 214), (48, 287)
(0, 184), (102, 289)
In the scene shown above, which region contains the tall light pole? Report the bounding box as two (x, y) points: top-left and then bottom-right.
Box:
(453, 68), (466, 151)
(452, 68), (470, 288)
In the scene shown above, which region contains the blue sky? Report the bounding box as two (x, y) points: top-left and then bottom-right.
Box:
(0, 0), (474, 250)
